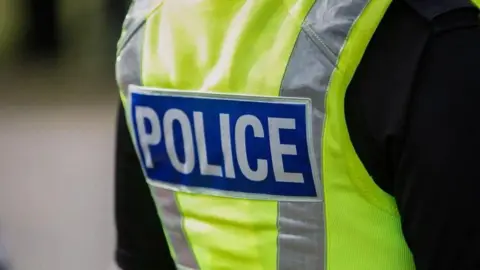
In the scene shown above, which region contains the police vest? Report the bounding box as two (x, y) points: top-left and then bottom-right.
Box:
(116, 0), (476, 269)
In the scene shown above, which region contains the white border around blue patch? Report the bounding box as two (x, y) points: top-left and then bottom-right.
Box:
(127, 84), (322, 202)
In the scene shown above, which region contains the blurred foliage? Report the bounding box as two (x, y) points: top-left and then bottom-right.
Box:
(0, 0), (24, 61)
(0, 0), (121, 65)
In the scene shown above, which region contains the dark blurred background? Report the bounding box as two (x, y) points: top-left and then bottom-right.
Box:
(0, 1), (129, 269)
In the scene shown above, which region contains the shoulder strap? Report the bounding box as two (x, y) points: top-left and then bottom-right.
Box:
(403, 0), (478, 20)
(117, 0), (163, 54)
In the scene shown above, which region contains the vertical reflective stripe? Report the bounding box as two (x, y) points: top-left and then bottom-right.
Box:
(151, 188), (199, 269)
(117, 0), (163, 98)
(116, 26), (144, 99)
(116, 1), (199, 268)
(117, 0), (163, 53)
(278, 30), (327, 270)
(278, 0), (370, 269)
(277, 202), (325, 269)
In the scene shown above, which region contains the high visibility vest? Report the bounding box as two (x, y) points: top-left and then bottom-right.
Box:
(116, 0), (417, 269)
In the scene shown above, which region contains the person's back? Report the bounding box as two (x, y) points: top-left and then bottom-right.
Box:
(114, 0), (480, 269)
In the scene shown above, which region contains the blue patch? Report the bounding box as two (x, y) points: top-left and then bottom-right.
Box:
(128, 87), (320, 200)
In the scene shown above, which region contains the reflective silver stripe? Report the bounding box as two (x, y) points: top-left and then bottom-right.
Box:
(116, 2), (199, 268)
(278, 0), (370, 269)
(116, 0), (163, 96)
(151, 188), (199, 269)
(147, 177), (320, 202)
(277, 202), (325, 269)
(117, 0), (162, 53)
(116, 25), (144, 97)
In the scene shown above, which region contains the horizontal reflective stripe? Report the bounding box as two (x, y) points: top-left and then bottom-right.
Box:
(128, 85), (322, 202)
(147, 179), (320, 202)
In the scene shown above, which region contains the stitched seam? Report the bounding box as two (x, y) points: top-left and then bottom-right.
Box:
(301, 23), (339, 67)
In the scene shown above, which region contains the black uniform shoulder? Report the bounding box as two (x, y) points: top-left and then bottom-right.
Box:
(346, 0), (479, 195)
(402, 0), (478, 20)
(346, 0), (480, 268)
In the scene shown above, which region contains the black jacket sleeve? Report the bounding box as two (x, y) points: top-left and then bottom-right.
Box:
(394, 11), (480, 270)
(115, 104), (175, 270)
(345, 2), (480, 269)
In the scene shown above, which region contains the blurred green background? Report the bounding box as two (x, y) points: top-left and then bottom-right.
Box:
(0, 1), (129, 270)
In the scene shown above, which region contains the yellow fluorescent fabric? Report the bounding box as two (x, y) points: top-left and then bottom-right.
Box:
(142, 0), (315, 269)
(323, 0), (415, 269)
(177, 194), (278, 270)
(143, 0), (314, 95)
